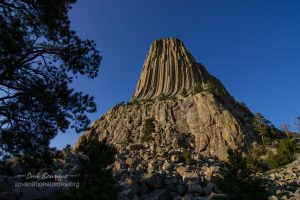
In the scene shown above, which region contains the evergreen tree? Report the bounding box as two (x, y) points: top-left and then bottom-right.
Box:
(58, 137), (117, 200)
(141, 117), (155, 142)
(217, 149), (268, 200)
(265, 138), (296, 169)
(253, 113), (272, 144)
(0, 0), (101, 165)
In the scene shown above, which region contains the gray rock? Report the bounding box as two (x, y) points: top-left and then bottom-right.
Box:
(126, 157), (136, 166)
(143, 173), (162, 189)
(203, 182), (216, 194)
(120, 188), (132, 196)
(208, 193), (227, 200)
(128, 144), (144, 151)
(176, 184), (186, 194)
(140, 189), (168, 200)
(188, 183), (202, 193)
(269, 195), (279, 200)
(162, 162), (171, 171)
(183, 171), (200, 184)
(181, 193), (193, 200)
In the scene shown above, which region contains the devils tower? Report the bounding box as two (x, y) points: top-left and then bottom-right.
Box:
(76, 38), (257, 160)
(132, 38), (226, 100)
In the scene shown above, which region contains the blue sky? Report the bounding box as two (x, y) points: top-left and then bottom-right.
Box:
(50, 0), (300, 149)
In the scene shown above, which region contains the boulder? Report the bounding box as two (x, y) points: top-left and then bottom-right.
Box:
(162, 162), (171, 171)
(176, 184), (186, 194)
(128, 144), (144, 151)
(171, 154), (180, 162)
(203, 182), (216, 194)
(183, 172), (199, 184)
(188, 184), (202, 193)
(126, 158), (136, 166)
(140, 189), (168, 200)
(143, 173), (162, 189)
(176, 166), (186, 177)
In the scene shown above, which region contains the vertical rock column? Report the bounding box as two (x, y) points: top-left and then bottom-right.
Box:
(131, 38), (212, 100)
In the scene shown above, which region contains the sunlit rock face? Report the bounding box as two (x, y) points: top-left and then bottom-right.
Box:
(131, 38), (226, 100)
(77, 38), (258, 160)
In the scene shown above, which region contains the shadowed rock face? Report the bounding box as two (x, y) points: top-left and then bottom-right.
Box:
(132, 38), (225, 100)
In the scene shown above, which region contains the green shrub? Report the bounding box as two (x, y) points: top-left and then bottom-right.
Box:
(265, 151), (279, 169)
(263, 136), (272, 146)
(141, 98), (153, 103)
(205, 80), (215, 93)
(277, 138), (295, 164)
(181, 88), (189, 97)
(182, 150), (192, 165)
(141, 117), (155, 142)
(265, 138), (296, 169)
(239, 102), (251, 113)
(192, 84), (203, 95)
(245, 145), (268, 173)
(158, 94), (168, 101)
(128, 99), (139, 106)
(58, 137), (117, 200)
(217, 149), (268, 200)
(169, 96), (177, 102)
(126, 130), (134, 143)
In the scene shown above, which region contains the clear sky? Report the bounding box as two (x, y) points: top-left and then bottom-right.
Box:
(50, 0), (300, 149)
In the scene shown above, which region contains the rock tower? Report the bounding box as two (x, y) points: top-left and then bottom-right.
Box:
(132, 38), (226, 100)
(76, 38), (257, 160)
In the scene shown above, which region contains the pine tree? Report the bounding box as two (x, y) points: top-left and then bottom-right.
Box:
(253, 113), (272, 145)
(217, 149), (268, 200)
(0, 0), (100, 165)
(141, 117), (155, 142)
(58, 137), (117, 200)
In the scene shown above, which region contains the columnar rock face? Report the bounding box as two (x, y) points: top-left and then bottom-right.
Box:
(132, 38), (226, 100)
(76, 38), (258, 160)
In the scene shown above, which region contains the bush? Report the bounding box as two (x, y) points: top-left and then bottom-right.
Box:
(169, 96), (177, 102)
(158, 94), (168, 101)
(182, 150), (192, 165)
(141, 117), (155, 142)
(239, 102), (251, 113)
(181, 88), (189, 97)
(245, 145), (269, 173)
(265, 151), (279, 169)
(128, 99), (139, 106)
(192, 84), (203, 95)
(265, 138), (296, 169)
(142, 98), (153, 103)
(204, 80), (215, 93)
(57, 137), (117, 200)
(263, 136), (272, 146)
(126, 130), (134, 143)
(252, 112), (283, 144)
(217, 149), (268, 200)
(0, 158), (14, 176)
